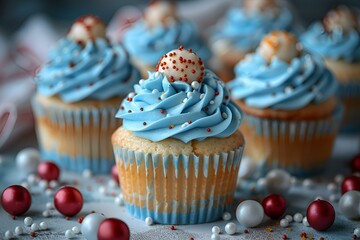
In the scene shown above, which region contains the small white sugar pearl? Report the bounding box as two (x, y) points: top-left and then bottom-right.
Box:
(14, 226), (23, 235)
(222, 212), (231, 221)
(65, 229), (75, 239)
(211, 226), (220, 234)
(72, 226), (80, 234)
(24, 217), (33, 226)
(302, 217), (310, 227)
(285, 215), (293, 222)
(293, 213), (303, 223)
(39, 222), (48, 230)
(82, 169), (92, 178)
(31, 223), (39, 231)
(5, 230), (13, 240)
(145, 217), (153, 226)
(211, 233), (220, 240)
(225, 222), (236, 235)
(280, 219), (289, 228)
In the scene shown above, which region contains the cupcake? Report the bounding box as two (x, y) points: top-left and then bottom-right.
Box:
(211, 0), (296, 82)
(112, 46), (244, 224)
(122, 1), (211, 78)
(32, 16), (141, 174)
(301, 6), (360, 132)
(228, 31), (343, 177)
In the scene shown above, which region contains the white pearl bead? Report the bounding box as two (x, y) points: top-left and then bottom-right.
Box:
(45, 189), (54, 196)
(31, 223), (39, 231)
(327, 183), (337, 192)
(302, 217), (310, 227)
(24, 217), (33, 226)
(99, 186), (106, 195)
(284, 215), (293, 222)
(265, 169), (292, 194)
(5, 230), (13, 240)
(293, 213), (303, 223)
(49, 180), (59, 189)
(354, 227), (360, 237)
(329, 194), (339, 202)
(302, 179), (315, 189)
(42, 210), (51, 217)
(339, 191), (360, 219)
(225, 222), (236, 235)
(115, 194), (125, 206)
(211, 233), (220, 240)
(191, 81), (200, 90)
(39, 222), (48, 230)
(222, 212), (231, 221)
(46, 202), (54, 209)
(82, 169), (92, 178)
(280, 219), (289, 228)
(14, 226), (23, 235)
(334, 174), (344, 185)
(72, 226), (80, 234)
(145, 217), (153, 226)
(81, 213), (106, 240)
(39, 180), (48, 190)
(16, 148), (40, 173)
(108, 179), (118, 189)
(211, 226), (220, 234)
(27, 174), (39, 185)
(65, 229), (75, 239)
(236, 200), (264, 228)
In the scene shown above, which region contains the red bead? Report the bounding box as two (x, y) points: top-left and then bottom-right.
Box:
(97, 218), (130, 240)
(261, 194), (286, 219)
(111, 165), (120, 184)
(306, 199), (335, 231)
(351, 155), (360, 173)
(1, 185), (31, 216)
(54, 186), (83, 217)
(342, 176), (360, 194)
(170, 225), (175, 230)
(37, 161), (60, 181)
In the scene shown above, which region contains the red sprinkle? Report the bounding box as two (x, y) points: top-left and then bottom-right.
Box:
(207, 128), (211, 132)
(244, 229), (249, 234)
(320, 237), (325, 240)
(215, 92), (219, 96)
(78, 217), (84, 223)
(189, 238), (194, 240)
(66, 216), (70, 220)
(188, 121), (192, 124)
(12, 216), (16, 220)
(282, 234), (287, 240)
(160, 109), (165, 114)
(301, 232), (307, 237)
(170, 225), (175, 230)
(353, 235), (357, 239)
(30, 231), (36, 237)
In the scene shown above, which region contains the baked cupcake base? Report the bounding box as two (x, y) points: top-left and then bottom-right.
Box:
(236, 98), (343, 177)
(112, 127), (245, 224)
(32, 95), (121, 174)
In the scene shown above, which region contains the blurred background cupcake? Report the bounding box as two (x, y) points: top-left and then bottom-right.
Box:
(301, 5), (360, 133)
(32, 15), (141, 173)
(228, 31), (343, 177)
(210, 0), (299, 82)
(112, 46), (244, 224)
(122, 1), (211, 78)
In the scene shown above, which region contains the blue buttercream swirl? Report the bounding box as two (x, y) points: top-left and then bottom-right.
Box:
(301, 23), (360, 62)
(116, 70), (242, 143)
(123, 20), (211, 65)
(228, 53), (338, 110)
(212, 7), (293, 52)
(36, 38), (141, 103)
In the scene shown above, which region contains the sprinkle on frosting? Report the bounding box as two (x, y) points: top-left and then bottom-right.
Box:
(144, 1), (177, 28)
(68, 15), (106, 44)
(258, 31), (301, 63)
(323, 6), (359, 34)
(156, 46), (205, 84)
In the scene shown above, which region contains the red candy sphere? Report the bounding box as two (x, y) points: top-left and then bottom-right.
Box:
(342, 176), (360, 194)
(38, 161), (60, 181)
(54, 186), (83, 217)
(97, 218), (130, 240)
(111, 165), (120, 184)
(351, 155), (360, 173)
(1, 185), (31, 216)
(306, 199), (335, 231)
(261, 194), (286, 219)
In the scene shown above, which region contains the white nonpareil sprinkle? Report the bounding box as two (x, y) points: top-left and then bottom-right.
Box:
(224, 222), (236, 235)
(211, 233), (220, 240)
(222, 112), (228, 119)
(200, 93), (205, 99)
(139, 79), (144, 85)
(302, 217), (310, 227)
(145, 217), (154, 226)
(82, 169), (92, 178)
(39, 222), (48, 230)
(222, 212), (231, 221)
(210, 100), (215, 105)
(24, 217), (33, 226)
(30, 223), (39, 231)
(327, 182), (337, 192)
(128, 92), (135, 98)
(46, 202), (54, 210)
(72, 226), (80, 234)
(5, 230), (13, 240)
(191, 81), (200, 90)
(14, 226), (23, 235)
(187, 92), (193, 98)
(65, 229), (75, 239)
(152, 89), (159, 94)
(211, 226), (220, 234)
(293, 213), (303, 223)
(280, 218), (289, 228)
(284, 215), (293, 222)
(42, 210), (51, 218)
(49, 180), (59, 189)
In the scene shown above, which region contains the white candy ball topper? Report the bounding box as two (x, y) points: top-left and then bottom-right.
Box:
(236, 200), (264, 228)
(144, 1), (177, 28)
(323, 6), (358, 33)
(225, 222), (237, 235)
(156, 46), (205, 84)
(16, 148), (40, 173)
(258, 31), (300, 64)
(68, 15), (106, 43)
(81, 213), (106, 240)
(339, 190), (360, 219)
(265, 169), (292, 194)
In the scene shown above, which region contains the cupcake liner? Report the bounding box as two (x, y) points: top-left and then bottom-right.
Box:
(32, 96), (120, 174)
(241, 104), (343, 178)
(338, 83), (360, 133)
(113, 145), (244, 224)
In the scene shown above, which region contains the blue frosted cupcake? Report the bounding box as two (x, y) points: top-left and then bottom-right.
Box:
(112, 46), (244, 224)
(211, 0), (296, 82)
(228, 31), (343, 177)
(123, 1), (211, 78)
(32, 16), (141, 173)
(301, 6), (360, 132)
